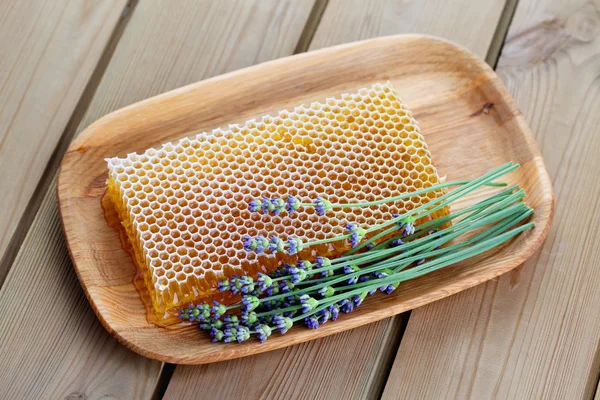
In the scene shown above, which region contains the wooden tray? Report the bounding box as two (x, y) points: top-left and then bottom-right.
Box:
(58, 34), (554, 364)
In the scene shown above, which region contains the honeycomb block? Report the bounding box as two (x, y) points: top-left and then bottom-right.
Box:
(106, 82), (448, 314)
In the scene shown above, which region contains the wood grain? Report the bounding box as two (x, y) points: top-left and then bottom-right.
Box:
(381, 1), (600, 399)
(0, 0), (130, 282)
(58, 34), (553, 365)
(166, 0), (513, 397)
(0, 0), (315, 398)
(310, 0), (506, 57)
(165, 317), (404, 400)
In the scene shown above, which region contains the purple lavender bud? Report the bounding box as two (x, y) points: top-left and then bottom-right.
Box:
(265, 285), (279, 297)
(297, 260), (312, 271)
(299, 295), (319, 314)
(261, 196), (275, 214)
(287, 237), (304, 255)
(218, 279), (231, 292)
(257, 273), (273, 292)
(339, 299), (354, 313)
(403, 223), (416, 236)
(211, 301), (227, 318)
(286, 195), (301, 214)
(242, 235), (257, 251)
(255, 235), (270, 253)
(223, 327), (237, 343)
(256, 324), (272, 343)
(315, 257), (330, 269)
(241, 311), (258, 325)
(317, 309), (331, 324)
(223, 314), (239, 328)
(289, 267), (307, 284)
(271, 198), (286, 215)
(236, 325), (250, 343)
(391, 238), (404, 247)
(305, 316), (319, 329)
(269, 236), (285, 253)
(328, 304), (340, 321)
(273, 315), (293, 334)
(210, 327), (224, 342)
(318, 286), (335, 298)
(248, 198), (263, 213)
(241, 295), (260, 311)
(315, 197), (333, 216)
(346, 224), (366, 248)
(353, 292), (368, 307)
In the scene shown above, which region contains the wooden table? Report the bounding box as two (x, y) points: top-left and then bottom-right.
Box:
(1, 0), (599, 399)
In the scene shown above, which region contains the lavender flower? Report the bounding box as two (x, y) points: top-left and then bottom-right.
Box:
(343, 264), (360, 285)
(273, 315), (293, 334)
(248, 198), (263, 213)
(318, 286), (335, 298)
(211, 301), (227, 318)
(210, 327), (224, 342)
(271, 198), (286, 215)
(346, 224), (366, 248)
(299, 295), (319, 313)
(287, 237), (304, 255)
(339, 299), (354, 313)
(318, 309), (331, 325)
(223, 314), (239, 328)
(241, 310), (258, 325)
(315, 256), (331, 269)
(315, 197), (333, 215)
(242, 236), (257, 252)
(297, 260), (312, 271)
(328, 304), (340, 321)
(353, 292), (368, 307)
(286, 195), (301, 214)
(261, 196), (275, 214)
(305, 316), (319, 329)
(279, 280), (295, 293)
(255, 324), (272, 343)
(391, 238), (404, 247)
(403, 223), (416, 236)
(217, 279), (231, 292)
(257, 273), (273, 292)
(200, 318), (223, 331)
(269, 236), (285, 253)
(236, 325), (251, 343)
(265, 284), (280, 297)
(223, 327), (238, 343)
(289, 267), (307, 284)
(382, 282), (400, 294)
(255, 235), (270, 253)
(242, 295), (260, 312)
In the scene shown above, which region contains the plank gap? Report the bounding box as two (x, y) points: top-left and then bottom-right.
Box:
(0, 0), (139, 289)
(152, 363), (177, 400)
(370, 313), (411, 400)
(485, 0), (519, 68)
(293, 0), (329, 54)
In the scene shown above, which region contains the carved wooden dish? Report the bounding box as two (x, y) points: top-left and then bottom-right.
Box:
(57, 34), (553, 364)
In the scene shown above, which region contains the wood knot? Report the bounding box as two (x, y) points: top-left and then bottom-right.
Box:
(566, 3), (600, 42)
(470, 103), (494, 117)
(65, 392), (87, 400)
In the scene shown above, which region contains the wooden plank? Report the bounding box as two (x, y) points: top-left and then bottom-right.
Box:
(0, 0), (130, 283)
(164, 1), (508, 398)
(382, 1), (600, 399)
(0, 0), (315, 398)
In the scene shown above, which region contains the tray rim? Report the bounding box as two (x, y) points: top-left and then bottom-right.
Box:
(57, 33), (554, 364)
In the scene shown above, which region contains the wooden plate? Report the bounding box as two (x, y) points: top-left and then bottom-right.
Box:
(58, 34), (554, 364)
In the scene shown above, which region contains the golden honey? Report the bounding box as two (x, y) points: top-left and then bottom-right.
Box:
(106, 82), (448, 314)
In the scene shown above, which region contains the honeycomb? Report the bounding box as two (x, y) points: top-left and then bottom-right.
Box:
(106, 82), (448, 314)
